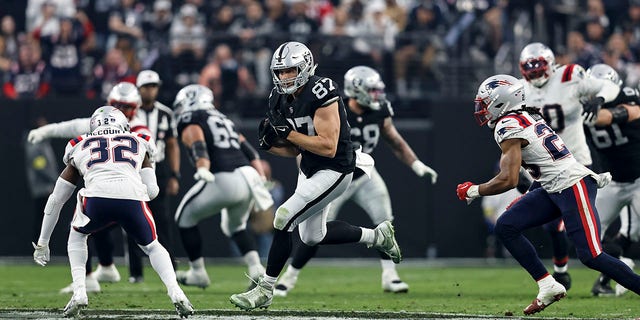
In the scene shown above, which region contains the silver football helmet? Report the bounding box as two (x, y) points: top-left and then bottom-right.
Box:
(270, 41), (317, 94)
(173, 84), (215, 115)
(519, 42), (555, 88)
(343, 66), (386, 110)
(107, 82), (142, 120)
(586, 64), (622, 87)
(89, 106), (130, 132)
(474, 74), (525, 128)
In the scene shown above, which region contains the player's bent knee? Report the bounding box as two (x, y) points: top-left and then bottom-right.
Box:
(220, 221), (247, 237)
(300, 233), (323, 246)
(138, 239), (160, 255)
(273, 207), (292, 231)
(493, 221), (517, 241)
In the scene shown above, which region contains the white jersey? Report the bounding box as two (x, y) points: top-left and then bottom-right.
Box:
(522, 64), (618, 166)
(63, 129), (157, 201)
(494, 111), (597, 193)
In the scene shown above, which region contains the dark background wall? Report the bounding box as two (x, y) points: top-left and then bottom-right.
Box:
(0, 97), (562, 259)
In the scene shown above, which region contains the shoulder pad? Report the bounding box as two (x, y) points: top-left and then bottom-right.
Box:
(68, 136), (84, 147)
(561, 64), (585, 82)
(384, 100), (394, 117)
(495, 115), (529, 140)
(137, 133), (151, 141)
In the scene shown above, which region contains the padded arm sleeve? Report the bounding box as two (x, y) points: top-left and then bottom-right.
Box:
(38, 177), (76, 245)
(38, 118), (91, 139)
(140, 167), (159, 200)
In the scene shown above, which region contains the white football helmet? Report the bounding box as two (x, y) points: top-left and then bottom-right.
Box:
(474, 74), (526, 128)
(519, 42), (555, 88)
(586, 64), (622, 87)
(270, 41), (317, 94)
(107, 82), (142, 120)
(89, 106), (130, 133)
(344, 66), (386, 110)
(173, 84), (215, 116)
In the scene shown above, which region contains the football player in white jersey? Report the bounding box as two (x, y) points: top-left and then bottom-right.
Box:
(457, 74), (640, 315)
(172, 84), (272, 289)
(584, 64), (640, 296)
(517, 42), (619, 289)
(274, 66), (437, 296)
(27, 82), (152, 292)
(31, 107), (194, 318)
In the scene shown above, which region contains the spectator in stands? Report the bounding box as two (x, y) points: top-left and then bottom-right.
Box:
(26, 0), (77, 33)
(38, 17), (91, 95)
(603, 33), (640, 87)
(383, 0), (408, 32)
(565, 31), (603, 68)
(583, 16), (609, 52)
(108, 0), (144, 50)
(280, 1), (319, 44)
(199, 43), (256, 115)
(140, 0), (172, 69)
(170, 4), (206, 87)
(0, 36), (13, 73)
(75, 0), (116, 53)
(3, 43), (50, 100)
(623, 0), (640, 56)
(265, 0), (289, 32)
(229, 1), (274, 93)
(87, 48), (135, 99)
(1, 16), (20, 60)
(28, 1), (61, 38)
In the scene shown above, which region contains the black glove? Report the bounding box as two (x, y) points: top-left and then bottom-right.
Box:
(258, 118), (277, 150)
(582, 96), (604, 122)
(267, 107), (293, 139)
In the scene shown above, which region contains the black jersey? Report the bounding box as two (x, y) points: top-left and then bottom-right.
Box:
(585, 86), (640, 182)
(346, 99), (394, 154)
(268, 75), (355, 177)
(177, 108), (249, 173)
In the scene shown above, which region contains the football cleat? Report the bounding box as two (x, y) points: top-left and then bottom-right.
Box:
(59, 273), (101, 294)
(382, 270), (409, 293)
(591, 278), (615, 297)
(273, 270), (298, 297)
(176, 268), (210, 289)
(93, 264), (121, 283)
(370, 221), (402, 264)
(230, 276), (273, 310)
(170, 291), (195, 319)
(62, 293), (88, 317)
(616, 257), (635, 296)
(523, 281), (566, 315)
(552, 271), (571, 291)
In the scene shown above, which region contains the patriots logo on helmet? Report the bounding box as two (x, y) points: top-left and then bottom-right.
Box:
(485, 79), (513, 90)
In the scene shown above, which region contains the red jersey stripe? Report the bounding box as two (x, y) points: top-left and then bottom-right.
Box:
(562, 64), (575, 83)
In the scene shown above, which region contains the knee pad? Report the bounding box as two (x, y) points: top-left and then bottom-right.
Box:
(67, 229), (89, 252)
(299, 231), (324, 246)
(273, 207), (291, 231)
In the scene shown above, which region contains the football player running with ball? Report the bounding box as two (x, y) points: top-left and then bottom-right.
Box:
(230, 41), (402, 311)
(274, 66), (437, 296)
(32, 106), (194, 318)
(457, 74), (640, 315)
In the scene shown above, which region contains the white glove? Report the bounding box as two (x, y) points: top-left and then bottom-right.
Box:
(28, 128), (47, 144)
(411, 160), (438, 184)
(32, 242), (50, 266)
(193, 167), (215, 182)
(596, 172), (612, 188)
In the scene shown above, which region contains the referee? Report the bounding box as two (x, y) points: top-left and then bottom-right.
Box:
(126, 70), (181, 282)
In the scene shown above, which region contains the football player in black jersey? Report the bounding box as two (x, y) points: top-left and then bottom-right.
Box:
(172, 84), (274, 289)
(230, 41), (402, 310)
(584, 64), (640, 296)
(273, 66), (438, 296)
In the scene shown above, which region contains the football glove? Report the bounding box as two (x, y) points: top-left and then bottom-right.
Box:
(32, 242), (50, 266)
(258, 118), (277, 150)
(267, 108), (292, 139)
(411, 160), (438, 184)
(582, 96), (604, 123)
(193, 167), (215, 182)
(456, 181), (480, 204)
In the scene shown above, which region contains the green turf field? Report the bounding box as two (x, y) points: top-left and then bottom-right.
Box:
(0, 261), (638, 319)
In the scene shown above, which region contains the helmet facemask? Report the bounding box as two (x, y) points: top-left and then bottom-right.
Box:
(520, 58), (551, 87)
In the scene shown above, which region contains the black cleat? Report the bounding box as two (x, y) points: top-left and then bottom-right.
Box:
(591, 278), (615, 297)
(552, 272), (572, 291)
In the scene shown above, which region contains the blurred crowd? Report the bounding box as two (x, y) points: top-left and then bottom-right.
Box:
(1, 0), (640, 116)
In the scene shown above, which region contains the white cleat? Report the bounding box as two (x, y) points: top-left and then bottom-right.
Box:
(616, 257), (635, 296)
(370, 221), (402, 264)
(230, 276), (273, 310)
(93, 264), (121, 283)
(273, 270), (298, 297)
(176, 268), (210, 289)
(59, 274), (101, 294)
(170, 291), (195, 319)
(63, 293), (88, 317)
(382, 271), (409, 293)
(523, 281), (566, 315)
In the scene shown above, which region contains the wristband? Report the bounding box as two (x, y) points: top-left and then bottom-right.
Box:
(170, 171), (181, 179)
(610, 106), (629, 124)
(467, 185), (480, 198)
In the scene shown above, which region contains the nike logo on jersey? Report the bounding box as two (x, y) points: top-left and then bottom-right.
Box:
(276, 127), (287, 131)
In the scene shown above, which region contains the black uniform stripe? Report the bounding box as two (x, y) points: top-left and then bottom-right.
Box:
(282, 173), (348, 231)
(276, 42), (289, 63)
(175, 182), (208, 223)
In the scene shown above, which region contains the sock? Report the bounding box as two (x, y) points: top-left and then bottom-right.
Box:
(380, 257), (396, 273)
(68, 229), (89, 294)
(266, 229), (292, 278)
(291, 243), (319, 269)
(179, 226), (202, 261)
(584, 252), (640, 295)
(319, 220), (362, 244)
(537, 273), (555, 289)
(262, 274), (277, 288)
(244, 250), (261, 268)
(232, 230), (258, 255)
(141, 240), (180, 293)
(359, 228), (375, 245)
(284, 264), (301, 278)
(553, 263), (568, 273)
(189, 257), (205, 270)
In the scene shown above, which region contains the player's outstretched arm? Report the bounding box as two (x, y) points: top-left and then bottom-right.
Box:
(593, 104), (640, 126)
(28, 118), (91, 144)
(33, 165), (80, 266)
(381, 117), (438, 183)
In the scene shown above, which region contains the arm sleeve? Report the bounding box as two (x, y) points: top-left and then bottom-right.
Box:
(37, 118), (91, 139)
(38, 177), (76, 245)
(578, 76), (619, 103)
(140, 167), (159, 200)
